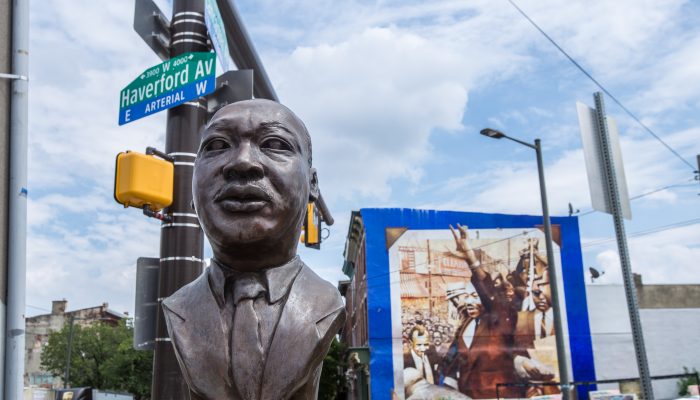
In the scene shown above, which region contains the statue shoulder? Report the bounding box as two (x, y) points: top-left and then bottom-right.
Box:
(296, 262), (344, 310)
(294, 262), (346, 339)
(162, 269), (211, 321)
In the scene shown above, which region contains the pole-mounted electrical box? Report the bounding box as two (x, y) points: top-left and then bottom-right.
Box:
(114, 150), (174, 211)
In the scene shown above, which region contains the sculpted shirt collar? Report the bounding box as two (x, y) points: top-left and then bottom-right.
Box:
(209, 256), (302, 308)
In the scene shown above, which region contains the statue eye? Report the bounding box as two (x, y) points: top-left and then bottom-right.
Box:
(202, 138), (230, 153)
(261, 137), (292, 152)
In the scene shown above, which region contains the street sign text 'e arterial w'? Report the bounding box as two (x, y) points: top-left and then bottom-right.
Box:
(119, 52), (216, 125)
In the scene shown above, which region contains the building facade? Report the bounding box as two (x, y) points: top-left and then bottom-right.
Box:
(24, 299), (125, 388)
(340, 211), (369, 349)
(587, 275), (700, 397)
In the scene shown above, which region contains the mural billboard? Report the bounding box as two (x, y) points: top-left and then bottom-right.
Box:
(360, 209), (595, 400)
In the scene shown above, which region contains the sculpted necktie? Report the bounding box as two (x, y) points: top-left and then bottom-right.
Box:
(231, 274), (266, 400)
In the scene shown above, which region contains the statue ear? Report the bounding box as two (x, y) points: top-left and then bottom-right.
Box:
(309, 168), (319, 202)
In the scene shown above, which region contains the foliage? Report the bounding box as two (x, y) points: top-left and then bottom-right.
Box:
(677, 366), (699, 396)
(318, 338), (347, 400)
(41, 319), (153, 400)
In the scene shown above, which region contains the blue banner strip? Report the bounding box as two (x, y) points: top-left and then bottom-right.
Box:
(118, 75), (215, 125)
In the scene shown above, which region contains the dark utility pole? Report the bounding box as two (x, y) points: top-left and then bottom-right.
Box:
(151, 0), (207, 398)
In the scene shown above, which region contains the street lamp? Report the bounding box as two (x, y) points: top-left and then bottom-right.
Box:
(480, 128), (570, 396)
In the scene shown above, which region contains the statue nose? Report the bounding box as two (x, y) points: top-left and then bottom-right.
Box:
(222, 142), (264, 180)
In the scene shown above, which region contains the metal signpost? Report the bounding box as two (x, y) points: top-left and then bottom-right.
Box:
(577, 92), (653, 400)
(150, 2), (210, 398)
(119, 52), (216, 125)
(133, 0), (171, 61)
(134, 257), (160, 351)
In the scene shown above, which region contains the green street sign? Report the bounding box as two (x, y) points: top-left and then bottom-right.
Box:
(119, 52), (216, 125)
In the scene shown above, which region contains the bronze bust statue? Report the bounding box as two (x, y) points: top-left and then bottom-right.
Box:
(162, 99), (346, 400)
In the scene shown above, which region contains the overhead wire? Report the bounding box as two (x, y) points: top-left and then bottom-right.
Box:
(362, 213), (700, 291)
(576, 178), (697, 216)
(581, 217), (700, 248)
(361, 177), (696, 286)
(355, 179), (698, 293)
(506, 0), (697, 171)
(26, 304), (51, 312)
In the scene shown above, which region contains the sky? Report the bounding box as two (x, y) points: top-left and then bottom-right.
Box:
(24, 0), (699, 316)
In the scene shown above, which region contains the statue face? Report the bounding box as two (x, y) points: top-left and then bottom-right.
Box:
(193, 100), (318, 263)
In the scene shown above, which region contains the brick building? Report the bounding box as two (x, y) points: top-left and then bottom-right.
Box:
(24, 299), (126, 388)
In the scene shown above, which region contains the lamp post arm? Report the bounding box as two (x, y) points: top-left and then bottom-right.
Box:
(504, 134), (537, 150)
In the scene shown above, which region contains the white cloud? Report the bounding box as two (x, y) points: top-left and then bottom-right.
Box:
(638, 34), (700, 114)
(591, 223), (700, 284)
(27, 210), (161, 315)
(272, 27), (469, 200)
(422, 121), (697, 217)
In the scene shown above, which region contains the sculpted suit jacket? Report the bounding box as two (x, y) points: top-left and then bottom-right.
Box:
(162, 257), (346, 400)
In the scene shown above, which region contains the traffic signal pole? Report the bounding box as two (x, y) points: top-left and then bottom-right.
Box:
(151, 0), (207, 398)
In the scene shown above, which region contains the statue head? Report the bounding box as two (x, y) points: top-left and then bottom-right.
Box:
(193, 99), (319, 271)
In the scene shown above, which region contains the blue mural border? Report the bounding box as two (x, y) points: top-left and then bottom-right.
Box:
(360, 208), (596, 400)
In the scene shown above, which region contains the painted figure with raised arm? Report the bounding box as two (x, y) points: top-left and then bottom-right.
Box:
(442, 224), (519, 399)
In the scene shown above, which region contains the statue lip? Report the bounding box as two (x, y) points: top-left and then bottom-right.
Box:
(214, 184), (272, 212)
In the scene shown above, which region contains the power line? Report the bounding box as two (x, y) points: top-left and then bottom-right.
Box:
(26, 304), (51, 312)
(360, 177), (696, 286)
(507, 0), (696, 171)
(364, 178), (694, 284)
(362, 216), (700, 290)
(581, 217), (700, 248)
(576, 178), (696, 217)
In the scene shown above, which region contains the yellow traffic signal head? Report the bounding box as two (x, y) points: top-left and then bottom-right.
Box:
(114, 151), (174, 211)
(302, 202), (321, 249)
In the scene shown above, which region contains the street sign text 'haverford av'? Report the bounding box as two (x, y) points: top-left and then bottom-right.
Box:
(119, 52), (216, 125)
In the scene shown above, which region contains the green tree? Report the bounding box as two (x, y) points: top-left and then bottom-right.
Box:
(41, 319), (152, 400)
(677, 366), (699, 396)
(318, 338), (347, 400)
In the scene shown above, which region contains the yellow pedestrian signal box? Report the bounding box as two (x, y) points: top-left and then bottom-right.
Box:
(114, 151), (174, 211)
(301, 203), (321, 249)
